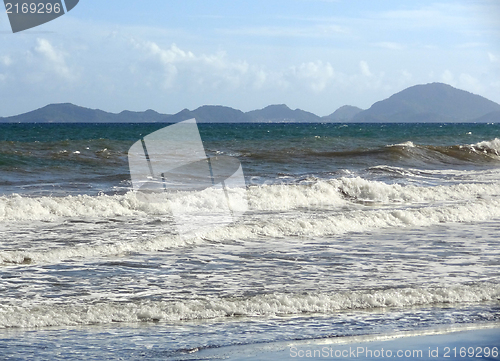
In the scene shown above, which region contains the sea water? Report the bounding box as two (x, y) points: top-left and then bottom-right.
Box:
(0, 123), (499, 360)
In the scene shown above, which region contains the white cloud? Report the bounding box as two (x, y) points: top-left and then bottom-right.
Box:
(288, 60), (335, 92)
(253, 69), (267, 89)
(378, 3), (472, 28)
(34, 38), (74, 81)
(441, 69), (454, 84)
(219, 24), (349, 38)
(440, 70), (484, 95)
(488, 52), (499, 63)
(133, 40), (259, 91)
(372, 42), (405, 50)
(458, 73), (483, 94)
(0, 55), (10, 83)
(134, 41), (340, 95)
(456, 42), (487, 48)
(401, 70), (412, 82)
(359, 61), (372, 77)
(0, 56), (12, 66)
(147, 42), (195, 64)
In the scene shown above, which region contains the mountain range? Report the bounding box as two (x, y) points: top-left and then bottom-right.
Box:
(1, 82), (500, 123)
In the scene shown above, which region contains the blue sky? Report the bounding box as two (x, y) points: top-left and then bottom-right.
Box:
(1, 0), (499, 117)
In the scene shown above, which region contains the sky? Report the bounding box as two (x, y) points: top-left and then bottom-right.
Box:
(1, 0), (500, 117)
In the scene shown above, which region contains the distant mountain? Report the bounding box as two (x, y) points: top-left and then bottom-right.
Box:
(167, 105), (250, 123)
(168, 104), (319, 123)
(353, 83), (500, 123)
(116, 109), (169, 123)
(2, 83), (500, 123)
(472, 110), (500, 123)
(246, 104), (320, 123)
(0, 103), (169, 123)
(323, 105), (363, 122)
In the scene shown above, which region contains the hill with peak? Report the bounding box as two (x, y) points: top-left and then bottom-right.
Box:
(246, 104), (320, 122)
(323, 105), (363, 122)
(167, 105), (250, 123)
(1, 83), (499, 123)
(353, 83), (500, 123)
(0, 103), (169, 123)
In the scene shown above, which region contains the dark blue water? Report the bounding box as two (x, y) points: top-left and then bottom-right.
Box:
(1, 123), (500, 196)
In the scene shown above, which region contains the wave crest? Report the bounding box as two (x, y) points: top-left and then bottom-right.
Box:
(0, 284), (498, 329)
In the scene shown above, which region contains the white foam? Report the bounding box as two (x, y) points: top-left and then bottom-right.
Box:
(0, 284), (497, 329)
(0, 187), (248, 223)
(0, 192), (146, 222)
(247, 180), (345, 211)
(2, 175), (500, 223)
(0, 231), (201, 265)
(472, 138), (500, 154)
(387, 141), (416, 148)
(249, 176), (500, 210)
(203, 195), (500, 241)
(464, 138), (500, 156)
(3, 191), (498, 266)
(331, 176), (500, 204)
(2, 176), (500, 265)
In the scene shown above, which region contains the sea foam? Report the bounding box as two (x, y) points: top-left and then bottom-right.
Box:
(2, 176), (500, 265)
(0, 283), (498, 329)
(2, 176), (500, 222)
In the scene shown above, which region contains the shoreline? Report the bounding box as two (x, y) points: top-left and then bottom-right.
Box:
(188, 323), (500, 361)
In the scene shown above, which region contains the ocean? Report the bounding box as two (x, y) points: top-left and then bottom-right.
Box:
(0, 122), (499, 360)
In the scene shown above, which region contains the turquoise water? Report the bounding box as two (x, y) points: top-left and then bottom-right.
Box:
(0, 123), (499, 360)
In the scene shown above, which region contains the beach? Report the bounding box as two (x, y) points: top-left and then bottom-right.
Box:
(199, 326), (500, 360)
(1, 122), (499, 360)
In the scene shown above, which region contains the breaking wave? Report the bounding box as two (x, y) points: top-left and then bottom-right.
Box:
(1, 174), (500, 265)
(245, 138), (500, 165)
(0, 283), (498, 329)
(1, 174), (500, 221)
